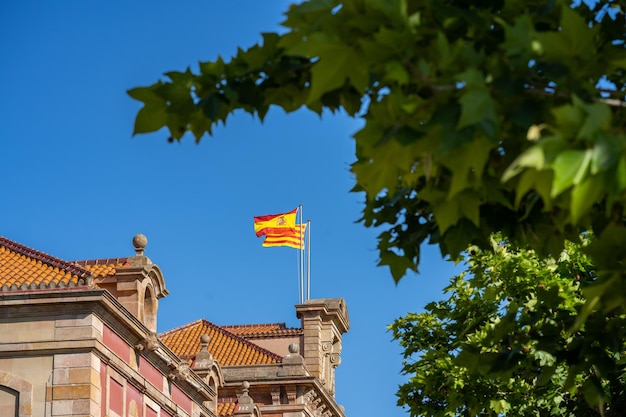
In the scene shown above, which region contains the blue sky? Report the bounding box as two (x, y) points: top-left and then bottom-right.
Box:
(0, 2), (464, 416)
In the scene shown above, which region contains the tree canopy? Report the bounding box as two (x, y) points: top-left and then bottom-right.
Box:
(129, 0), (626, 411)
(391, 236), (626, 416)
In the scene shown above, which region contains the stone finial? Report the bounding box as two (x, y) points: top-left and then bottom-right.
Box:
(133, 234), (148, 256)
(193, 334), (215, 370)
(233, 380), (257, 416)
(279, 342), (305, 376)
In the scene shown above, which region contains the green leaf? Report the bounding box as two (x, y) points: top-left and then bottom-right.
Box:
(490, 399), (511, 414)
(591, 132), (622, 174)
(456, 69), (497, 130)
(551, 102), (584, 139)
(550, 149), (592, 197)
(287, 34), (368, 103)
(582, 376), (604, 409)
(378, 250), (418, 284)
(457, 89), (497, 130)
(497, 14), (534, 57)
(440, 136), (492, 197)
(559, 6), (599, 59)
(133, 104), (167, 135)
(384, 60), (409, 85)
(578, 102), (612, 140)
(430, 190), (481, 233)
(127, 85), (166, 105)
(502, 146), (545, 183)
(570, 174), (605, 224)
(514, 169), (553, 209)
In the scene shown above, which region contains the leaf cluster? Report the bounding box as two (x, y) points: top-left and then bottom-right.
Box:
(390, 236), (626, 416)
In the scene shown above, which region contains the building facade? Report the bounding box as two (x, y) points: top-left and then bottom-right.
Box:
(0, 234), (349, 417)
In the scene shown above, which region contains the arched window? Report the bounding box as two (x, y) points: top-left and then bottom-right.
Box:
(0, 372), (32, 417)
(0, 386), (18, 417)
(207, 376), (217, 412)
(143, 284), (157, 332)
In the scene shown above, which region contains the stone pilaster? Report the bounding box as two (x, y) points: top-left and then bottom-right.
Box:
(295, 298), (349, 397)
(48, 352), (100, 416)
(110, 234), (169, 332)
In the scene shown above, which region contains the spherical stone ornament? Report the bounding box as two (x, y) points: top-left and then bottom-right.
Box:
(288, 343), (299, 354)
(201, 334), (211, 344)
(133, 234), (148, 249)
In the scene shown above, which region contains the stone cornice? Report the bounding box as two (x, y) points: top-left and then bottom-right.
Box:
(0, 288), (215, 412)
(295, 298), (350, 335)
(222, 369), (346, 417)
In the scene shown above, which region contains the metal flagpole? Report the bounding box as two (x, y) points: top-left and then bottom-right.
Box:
(296, 239), (302, 304)
(298, 204), (304, 304)
(306, 219), (311, 301)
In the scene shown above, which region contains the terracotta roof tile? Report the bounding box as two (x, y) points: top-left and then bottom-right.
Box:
(217, 402), (237, 417)
(221, 322), (302, 338)
(74, 258), (130, 277)
(0, 236), (91, 290)
(160, 319), (282, 366)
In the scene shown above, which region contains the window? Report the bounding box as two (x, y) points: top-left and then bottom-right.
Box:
(0, 386), (18, 417)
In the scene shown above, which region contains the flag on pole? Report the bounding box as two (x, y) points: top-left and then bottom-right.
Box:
(262, 224), (307, 249)
(254, 208), (307, 249)
(253, 208), (297, 237)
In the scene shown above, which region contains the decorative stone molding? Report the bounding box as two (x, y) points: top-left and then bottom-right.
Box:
(169, 362), (191, 381)
(270, 386), (280, 405)
(296, 298), (350, 398)
(193, 334), (214, 369)
(0, 371), (33, 417)
(232, 381), (260, 417)
(134, 332), (160, 351)
(286, 385), (297, 404)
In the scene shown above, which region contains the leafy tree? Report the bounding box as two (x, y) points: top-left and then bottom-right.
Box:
(390, 237), (626, 416)
(129, 0), (626, 409)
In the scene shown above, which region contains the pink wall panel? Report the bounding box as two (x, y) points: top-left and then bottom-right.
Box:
(109, 379), (123, 416)
(103, 325), (130, 362)
(126, 383), (143, 417)
(171, 384), (192, 414)
(145, 406), (158, 417)
(139, 358), (163, 390)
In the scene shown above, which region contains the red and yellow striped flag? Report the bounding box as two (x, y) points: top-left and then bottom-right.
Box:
(262, 224), (307, 249)
(253, 208), (297, 237)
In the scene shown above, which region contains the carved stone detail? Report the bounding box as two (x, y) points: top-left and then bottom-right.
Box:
(270, 386), (280, 405)
(135, 332), (160, 351)
(169, 362), (191, 381)
(286, 386), (297, 404)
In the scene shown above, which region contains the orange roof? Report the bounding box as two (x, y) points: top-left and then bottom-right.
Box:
(74, 258), (130, 277)
(217, 402), (237, 417)
(222, 323), (302, 338)
(0, 236), (91, 290)
(160, 319), (282, 366)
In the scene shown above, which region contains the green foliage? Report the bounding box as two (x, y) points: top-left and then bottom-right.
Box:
(390, 237), (626, 416)
(130, 0), (626, 409)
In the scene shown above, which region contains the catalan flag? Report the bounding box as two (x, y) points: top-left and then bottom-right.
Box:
(253, 208), (297, 237)
(262, 224), (307, 249)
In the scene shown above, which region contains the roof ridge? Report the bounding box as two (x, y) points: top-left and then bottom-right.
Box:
(73, 257), (129, 265)
(158, 318), (205, 338)
(222, 322), (287, 329)
(161, 319), (284, 363)
(0, 236), (92, 278)
(203, 320), (283, 363)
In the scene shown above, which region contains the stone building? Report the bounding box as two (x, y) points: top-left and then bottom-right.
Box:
(0, 234), (349, 417)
